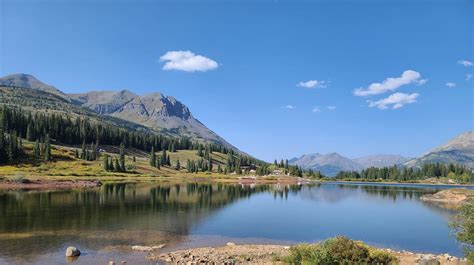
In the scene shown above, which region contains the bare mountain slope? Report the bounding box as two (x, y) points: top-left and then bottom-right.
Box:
(0, 74), (71, 102)
(354, 154), (409, 169)
(404, 131), (474, 168)
(289, 153), (363, 176)
(70, 90), (234, 148)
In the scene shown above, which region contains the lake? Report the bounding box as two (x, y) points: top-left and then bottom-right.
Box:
(0, 182), (470, 264)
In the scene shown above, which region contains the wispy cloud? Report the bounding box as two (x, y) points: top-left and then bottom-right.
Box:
(312, 106), (321, 113)
(354, 70), (423, 96)
(327, 106), (336, 110)
(160, 50), (218, 72)
(417, 79), (428, 85)
(466, 74), (473, 81)
(458, 59), (473, 67)
(297, 80), (328, 89)
(445, 82), (456, 88)
(284, 105), (296, 110)
(368, 92), (419, 110)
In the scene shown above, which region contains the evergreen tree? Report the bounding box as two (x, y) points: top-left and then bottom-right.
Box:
(114, 157), (120, 172)
(103, 155), (109, 171)
(119, 142), (125, 172)
(150, 147), (156, 167)
(44, 134), (51, 161)
(34, 140), (41, 158)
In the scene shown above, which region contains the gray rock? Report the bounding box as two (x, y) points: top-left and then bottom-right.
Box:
(417, 254), (440, 265)
(65, 246), (81, 257)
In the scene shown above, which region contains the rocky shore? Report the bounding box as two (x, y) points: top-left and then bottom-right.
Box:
(420, 188), (474, 208)
(0, 179), (102, 190)
(144, 243), (466, 265)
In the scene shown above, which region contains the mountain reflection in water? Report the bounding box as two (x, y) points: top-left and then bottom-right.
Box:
(0, 182), (464, 263)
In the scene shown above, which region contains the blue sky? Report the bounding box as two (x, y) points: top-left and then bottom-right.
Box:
(1, 0), (472, 161)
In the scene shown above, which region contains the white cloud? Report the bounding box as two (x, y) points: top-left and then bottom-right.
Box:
(466, 74), (473, 81)
(458, 59), (473, 67)
(417, 79), (428, 85)
(312, 107), (321, 113)
(160, 50), (218, 72)
(368, 92), (419, 110)
(327, 106), (336, 110)
(445, 82), (456, 88)
(354, 70), (422, 96)
(297, 80), (328, 88)
(284, 105), (296, 110)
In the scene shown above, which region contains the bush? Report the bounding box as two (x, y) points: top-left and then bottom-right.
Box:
(451, 198), (474, 264)
(10, 174), (29, 184)
(284, 236), (398, 265)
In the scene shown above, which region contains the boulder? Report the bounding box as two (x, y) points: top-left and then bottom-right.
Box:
(65, 246), (81, 257)
(132, 245), (153, 252)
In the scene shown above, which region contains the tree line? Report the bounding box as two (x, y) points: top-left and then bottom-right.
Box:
(336, 163), (473, 183)
(0, 105), (262, 167)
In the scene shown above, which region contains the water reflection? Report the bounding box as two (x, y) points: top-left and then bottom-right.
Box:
(0, 182), (465, 263)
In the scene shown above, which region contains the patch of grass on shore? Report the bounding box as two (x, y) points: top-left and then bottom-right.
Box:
(278, 236), (398, 265)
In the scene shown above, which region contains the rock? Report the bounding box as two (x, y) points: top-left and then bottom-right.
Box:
(152, 244), (166, 250)
(226, 242), (236, 246)
(65, 246), (81, 257)
(132, 245), (153, 252)
(417, 254), (440, 265)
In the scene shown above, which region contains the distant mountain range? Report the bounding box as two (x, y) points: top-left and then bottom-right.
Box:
(290, 131), (474, 176)
(289, 153), (409, 177)
(0, 73), (235, 149)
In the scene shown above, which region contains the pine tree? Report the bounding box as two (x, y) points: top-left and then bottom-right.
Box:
(44, 134), (51, 161)
(150, 147), (156, 167)
(34, 140), (41, 158)
(108, 157), (114, 171)
(26, 122), (34, 141)
(114, 157), (120, 172)
(103, 155), (109, 171)
(119, 142), (125, 172)
(161, 150), (167, 166)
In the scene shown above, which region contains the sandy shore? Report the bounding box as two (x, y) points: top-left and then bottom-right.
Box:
(143, 243), (466, 264)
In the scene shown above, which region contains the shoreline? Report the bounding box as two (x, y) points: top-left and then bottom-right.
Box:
(0, 175), (473, 191)
(0, 179), (102, 191)
(145, 243), (466, 265)
(318, 179), (474, 188)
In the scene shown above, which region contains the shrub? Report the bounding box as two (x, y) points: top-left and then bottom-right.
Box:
(10, 174), (29, 184)
(451, 198), (474, 264)
(284, 236), (397, 265)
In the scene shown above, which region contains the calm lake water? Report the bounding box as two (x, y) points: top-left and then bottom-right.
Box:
(0, 182), (471, 264)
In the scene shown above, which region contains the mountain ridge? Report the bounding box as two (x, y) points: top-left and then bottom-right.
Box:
(0, 73), (236, 149)
(404, 131), (474, 169)
(290, 152), (410, 176)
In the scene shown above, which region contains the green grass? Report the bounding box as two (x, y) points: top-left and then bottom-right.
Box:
(0, 142), (246, 182)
